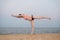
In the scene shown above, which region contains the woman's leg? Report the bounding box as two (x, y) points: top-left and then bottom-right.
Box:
(31, 20), (34, 34)
(33, 16), (51, 20)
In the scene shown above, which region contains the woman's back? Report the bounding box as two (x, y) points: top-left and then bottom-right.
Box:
(23, 14), (32, 21)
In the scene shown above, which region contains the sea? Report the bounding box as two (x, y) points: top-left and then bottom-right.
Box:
(0, 27), (60, 34)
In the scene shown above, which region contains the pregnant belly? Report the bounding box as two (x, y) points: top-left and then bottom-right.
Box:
(23, 16), (27, 19)
(24, 17), (32, 21)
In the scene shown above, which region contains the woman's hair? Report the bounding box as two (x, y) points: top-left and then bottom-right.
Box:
(19, 14), (22, 15)
(19, 14), (24, 15)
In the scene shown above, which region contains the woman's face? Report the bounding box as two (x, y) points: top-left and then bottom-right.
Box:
(18, 14), (23, 17)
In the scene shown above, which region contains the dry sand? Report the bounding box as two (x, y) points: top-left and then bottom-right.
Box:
(0, 34), (60, 40)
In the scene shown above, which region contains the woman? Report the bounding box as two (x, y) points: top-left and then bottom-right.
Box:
(11, 14), (51, 34)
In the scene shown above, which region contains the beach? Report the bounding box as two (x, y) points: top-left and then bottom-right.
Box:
(0, 34), (60, 40)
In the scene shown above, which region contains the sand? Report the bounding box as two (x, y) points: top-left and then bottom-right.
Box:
(0, 34), (60, 40)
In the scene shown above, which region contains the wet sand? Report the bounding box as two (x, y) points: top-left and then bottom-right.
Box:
(0, 34), (60, 40)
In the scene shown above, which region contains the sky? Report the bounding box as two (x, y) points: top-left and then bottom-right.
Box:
(0, 0), (60, 28)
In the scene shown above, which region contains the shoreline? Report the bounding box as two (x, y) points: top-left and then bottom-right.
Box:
(0, 34), (60, 40)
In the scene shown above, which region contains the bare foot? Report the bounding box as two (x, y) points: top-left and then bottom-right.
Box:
(31, 32), (34, 34)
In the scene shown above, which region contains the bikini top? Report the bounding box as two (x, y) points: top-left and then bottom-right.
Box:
(23, 15), (28, 20)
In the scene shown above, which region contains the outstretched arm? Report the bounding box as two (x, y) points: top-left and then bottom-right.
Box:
(11, 14), (17, 17)
(11, 14), (22, 18)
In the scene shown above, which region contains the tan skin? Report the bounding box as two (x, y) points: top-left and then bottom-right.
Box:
(11, 14), (51, 34)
